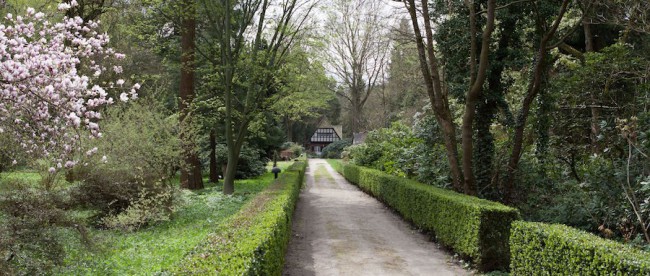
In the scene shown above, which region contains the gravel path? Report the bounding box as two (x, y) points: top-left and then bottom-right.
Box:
(283, 159), (469, 276)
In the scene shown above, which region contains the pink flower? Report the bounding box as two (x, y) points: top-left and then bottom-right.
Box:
(57, 3), (71, 11)
(120, 93), (129, 102)
(64, 161), (76, 168)
(0, 7), (135, 169)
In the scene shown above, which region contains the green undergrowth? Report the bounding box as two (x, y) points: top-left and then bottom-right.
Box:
(172, 160), (306, 275)
(0, 171), (42, 183)
(328, 159), (519, 271)
(42, 161), (293, 275)
(0, 171), (62, 189)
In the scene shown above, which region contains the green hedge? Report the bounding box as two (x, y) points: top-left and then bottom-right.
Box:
(171, 161), (306, 275)
(328, 160), (519, 271)
(510, 221), (650, 275)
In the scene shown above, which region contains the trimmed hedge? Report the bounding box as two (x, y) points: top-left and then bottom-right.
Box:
(510, 221), (650, 275)
(171, 160), (306, 275)
(328, 160), (519, 271)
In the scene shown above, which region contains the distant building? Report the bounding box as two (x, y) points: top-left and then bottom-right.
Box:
(308, 119), (342, 155)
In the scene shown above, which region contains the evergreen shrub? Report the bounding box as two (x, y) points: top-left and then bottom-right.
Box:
(320, 138), (352, 159)
(215, 144), (267, 179)
(173, 160), (306, 275)
(281, 142), (305, 159)
(331, 160), (519, 271)
(510, 221), (650, 275)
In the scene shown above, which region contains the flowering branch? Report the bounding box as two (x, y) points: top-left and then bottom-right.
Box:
(0, 3), (139, 173)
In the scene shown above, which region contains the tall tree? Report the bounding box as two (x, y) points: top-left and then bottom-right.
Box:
(459, 0), (497, 195)
(198, 0), (315, 194)
(400, 0), (495, 193)
(503, 0), (573, 202)
(271, 47), (336, 142)
(179, 0), (203, 190)
(324, 0), (390, 134)
(64, 0), (114, 22)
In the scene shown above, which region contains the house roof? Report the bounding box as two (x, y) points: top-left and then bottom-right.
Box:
(310, 127), (341, 143)
(317, 117), (343, 139)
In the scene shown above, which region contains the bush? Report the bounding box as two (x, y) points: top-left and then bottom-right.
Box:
(82, 100), (181, 179)
(216, 143), (267, 179)
(320, 139), (352, 159)
(351, 123), (421, 177)
(74, 167), (176, 229)
(0, 132), (28, 173)
(412, 109), (452, 187)
(281, 142), (304, 159)
(172, 161), (307, 274)
(73, 101), (179, 229)
(510, 221), (650, 275)
(0, 180), (77, 274)
(100, 185), (176, 231)
(331, 160), (520, 271)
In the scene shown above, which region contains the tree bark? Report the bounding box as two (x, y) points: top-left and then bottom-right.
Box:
(351, 96), (364, 134)
(404, 0), (463, 192)
(222, 0), (236, 195)
(584, 21), (601, 153)
(504, 0), (570, 202)
(179, 0), (203, 190)
(460, 0), (496, 196)
(476, 9), (518, 196)
(209, 129), (219, 183)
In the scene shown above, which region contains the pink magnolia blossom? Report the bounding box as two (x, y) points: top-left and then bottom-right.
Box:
(0, 6), (139, 171)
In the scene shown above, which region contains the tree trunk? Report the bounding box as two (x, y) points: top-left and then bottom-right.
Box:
(475, 8), (518, 197)
(222, 0), (236, 195)
(460, 0), (496, 196)
(209, 129), (219, 183)
(584, 21), (601, 153)
(179, 0), (203, 190)
(285, 117), (294, 142)
(349, 87), (364, 134)
(404, 0), (463, 192)
(223, 150), (239, 195)
(503, 0), (570, 202)
(223, 131), (245, 195)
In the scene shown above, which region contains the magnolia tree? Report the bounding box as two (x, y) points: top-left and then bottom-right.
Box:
(0, 2), (138, 175)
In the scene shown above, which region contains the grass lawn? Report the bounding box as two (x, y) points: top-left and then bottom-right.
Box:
(2, 161), (293, 275)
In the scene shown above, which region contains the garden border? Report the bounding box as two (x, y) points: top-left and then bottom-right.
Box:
(171, 160), (307, 275)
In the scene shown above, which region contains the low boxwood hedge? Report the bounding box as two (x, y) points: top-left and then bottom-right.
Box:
(328, 160), (519, 271)
(171, 161), (306, 275)
(510, 221), (650, 275)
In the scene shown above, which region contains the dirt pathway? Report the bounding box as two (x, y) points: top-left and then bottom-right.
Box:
(283, 159), (468, 276)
